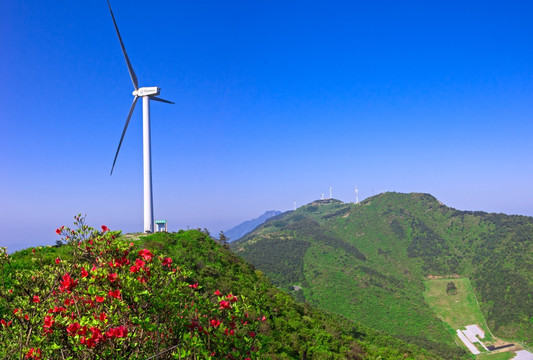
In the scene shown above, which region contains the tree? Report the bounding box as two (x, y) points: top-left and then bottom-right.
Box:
(219, 231), (229, 249)
(446, 282), (458, 295)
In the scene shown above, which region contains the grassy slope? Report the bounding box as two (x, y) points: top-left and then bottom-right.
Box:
(477, 353), (514, 360)
(424, 278), (491, 338)
(3, 229), (441, 360)
(233, 192), (533, 358)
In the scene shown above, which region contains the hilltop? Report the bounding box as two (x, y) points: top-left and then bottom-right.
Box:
(232, 192), (533, 358)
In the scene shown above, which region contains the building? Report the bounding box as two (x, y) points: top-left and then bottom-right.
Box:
(155, 220), (167, 232)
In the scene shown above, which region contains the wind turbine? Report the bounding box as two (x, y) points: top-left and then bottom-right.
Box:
(107, 1), (173, 233)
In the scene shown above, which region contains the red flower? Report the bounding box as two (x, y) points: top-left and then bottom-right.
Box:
(162, 257), (172, 267)
(49, 306), (66, 313)
(59, 273), (78, 293)
(78, 325), (87, 336)
(138, 249), (153, 261)
(249, 331), (256, 338)
(135, 258), (145, 268)
(43, 315), (54, 329)
(106, 325), (128, 338)
(113, 256), (130, 267)
(261, 315), (266, 322)
(210, 319), (221, 327)
(55, 228), (61, 235)
(83, 327), (104, 348)
(32, 295), (40, 303)
(55, 257), (61, 264)
(214, 289), (222, 296)
(219, 300), (231, 310)
(25, 348), (42, 359)
(95, 295), (105, 303)
(189, 283), (198, 289)
(64, 298), (75, 306)
(13, 308), (21, 315)
(66, 322), (81, 335)
(81, 268), (89, 278)
(98, 312), (107, 322)
(130, 265), (139, 273)
(116, 325), (128, 338)
(0, 319), (11, 327)
(107, 273), (118, 282)
(226, 294), (238, 302)
(101, 225), (109, 232)
(108, 289), (121, 299)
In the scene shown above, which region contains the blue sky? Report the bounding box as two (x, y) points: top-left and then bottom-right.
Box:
(1, 1), (532, 251)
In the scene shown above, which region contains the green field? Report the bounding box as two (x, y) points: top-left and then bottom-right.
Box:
(477, 352), (515, 360)
(423, 278), (493, 342)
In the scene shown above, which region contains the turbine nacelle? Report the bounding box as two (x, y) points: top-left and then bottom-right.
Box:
(133, 87), (160, 97)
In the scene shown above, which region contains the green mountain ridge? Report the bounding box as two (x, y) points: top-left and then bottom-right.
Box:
(232, 192), (533, 358)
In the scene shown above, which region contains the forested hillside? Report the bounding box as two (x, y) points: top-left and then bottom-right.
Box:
(232, 192), (533, 357)
(0, 219), (441, 359)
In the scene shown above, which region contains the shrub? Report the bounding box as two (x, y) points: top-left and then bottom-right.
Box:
(0, 215), (263, 359)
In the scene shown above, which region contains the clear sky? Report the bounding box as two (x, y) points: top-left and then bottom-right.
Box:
(1, 1), (532, 252)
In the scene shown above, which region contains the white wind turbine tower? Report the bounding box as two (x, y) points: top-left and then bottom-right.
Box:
(107, 1), (174, 233)
(329, 187), (332, 199)
(355, 185), (359, 204)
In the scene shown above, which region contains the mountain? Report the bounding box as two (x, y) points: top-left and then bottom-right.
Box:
(224, 210), (282, 242)
(1, 227), (442, 359)
(232, 192), (533, 358)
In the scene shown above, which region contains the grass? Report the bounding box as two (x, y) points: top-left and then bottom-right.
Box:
(424, 278), (491, 335)
(477, 352), (515, 360)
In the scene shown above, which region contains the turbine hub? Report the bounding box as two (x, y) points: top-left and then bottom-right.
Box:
(133, 87), (160, 97)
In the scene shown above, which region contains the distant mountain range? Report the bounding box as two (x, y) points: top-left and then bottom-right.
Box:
(224, 210), (282, 242)
(232, 192), (533, 358)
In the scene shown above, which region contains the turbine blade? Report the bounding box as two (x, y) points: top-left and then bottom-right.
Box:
(110, 96), (139, 175)
(107, 0), (139, 90)
(151, 96), (174, 104)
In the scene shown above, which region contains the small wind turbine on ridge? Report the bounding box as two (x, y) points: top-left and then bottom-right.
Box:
(107, 1), (174, 233)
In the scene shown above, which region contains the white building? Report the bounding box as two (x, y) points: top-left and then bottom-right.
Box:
(155, 220), (167, 232)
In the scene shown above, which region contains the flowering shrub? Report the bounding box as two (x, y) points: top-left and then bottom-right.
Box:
(0, 215), (263, 359)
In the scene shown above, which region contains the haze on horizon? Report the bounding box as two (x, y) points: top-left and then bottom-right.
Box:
(1, 1), (532, 252)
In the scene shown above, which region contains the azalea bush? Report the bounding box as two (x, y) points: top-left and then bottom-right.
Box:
(0, 215), (264, 359)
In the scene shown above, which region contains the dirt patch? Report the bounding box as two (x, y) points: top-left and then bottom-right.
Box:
(426, 274), (462, 280)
